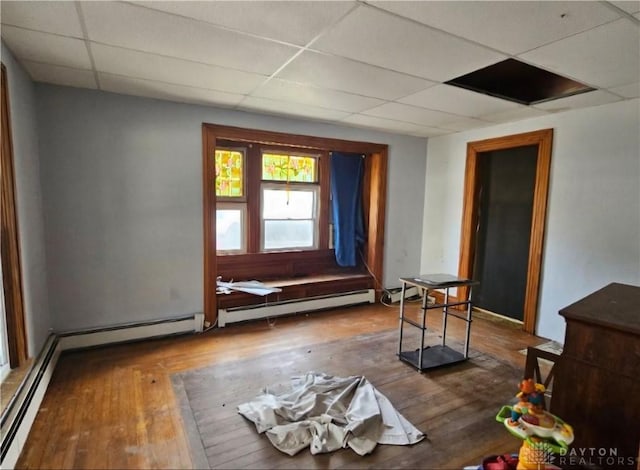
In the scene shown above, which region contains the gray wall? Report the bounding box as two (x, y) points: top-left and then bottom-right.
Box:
(9, 58), (638, 343)
(1, 43), (51, 355)
(35, 85), (427, 332)
(421, 99), (640, 343)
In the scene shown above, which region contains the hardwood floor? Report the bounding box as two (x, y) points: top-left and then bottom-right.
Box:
(17, 303), (546, 469)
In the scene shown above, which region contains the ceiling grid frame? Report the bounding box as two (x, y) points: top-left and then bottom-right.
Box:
(0, 0), (637, 137)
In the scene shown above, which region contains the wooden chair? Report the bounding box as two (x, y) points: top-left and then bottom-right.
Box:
(524, 346), (560, 410)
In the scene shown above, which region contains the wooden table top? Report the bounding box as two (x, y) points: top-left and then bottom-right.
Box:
(559, 282), (640, 335)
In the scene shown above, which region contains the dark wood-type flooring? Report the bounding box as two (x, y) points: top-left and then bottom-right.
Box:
(17, 303), (547, 469)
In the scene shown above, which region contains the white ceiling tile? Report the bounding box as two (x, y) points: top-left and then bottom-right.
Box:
(277, 51), (433, 101)
(1, 26), (91, 69)
(374, 1), (620, 55)
(1, 1), (633, 136)
(479, 106), (550, 124)
(611, 1), (640, 14)
(437, 117), (493, 132)
(609, 81), (640, 98)
(131, 1), (356, 46)
(1, 1), (83, 37)
(407, 128), (453, 138)
(22, 61), (97, 89)
(533, 90), (622, 112)
(313, 5), (505, 81)
(252, 79), (385, 113)
(520, 19), (640, 88)
(92, 44), (267, 95)
(398, 84), (519, 118)
(363, 102), (460, 127)
(341, 114), (450, 137)
(81, 1), (299, 75)
(239, 96), (350, 122)
(99, 73), (244, 107)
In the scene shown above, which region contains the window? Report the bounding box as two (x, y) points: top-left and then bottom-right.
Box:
(262, 153), (317, 182)
(214, 144), (322, 254)
(214, 148), (246, 253)
(216, 203), (245, 252)
(215, 149), (244, 197)
(261, 152), (319, 251)
(262, 185), (318, 250)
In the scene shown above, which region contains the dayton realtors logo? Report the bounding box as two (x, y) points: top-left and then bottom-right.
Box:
(558, 448), (637, 467)
(527, 441), (556, 467)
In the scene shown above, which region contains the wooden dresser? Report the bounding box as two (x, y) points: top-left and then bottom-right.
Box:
(551, 283), (640, 467)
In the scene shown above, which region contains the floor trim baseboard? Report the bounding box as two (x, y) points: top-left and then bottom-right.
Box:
(218, 289), (375, 327)
(58, 313), (204, 351)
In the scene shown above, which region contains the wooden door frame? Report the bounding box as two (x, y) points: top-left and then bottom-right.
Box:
(202, 123), (388, 327)
(458, 129), (553, 334)
(1, 63), (28, 367)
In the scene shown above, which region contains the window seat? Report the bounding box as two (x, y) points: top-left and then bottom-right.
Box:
(217, 272), (374, 310)
(216, 249), (375, 313)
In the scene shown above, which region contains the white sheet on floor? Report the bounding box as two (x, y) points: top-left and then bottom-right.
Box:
(237, 372), (425, 456)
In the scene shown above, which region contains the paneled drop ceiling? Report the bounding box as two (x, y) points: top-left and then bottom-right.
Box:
(1, 1), (639, 137)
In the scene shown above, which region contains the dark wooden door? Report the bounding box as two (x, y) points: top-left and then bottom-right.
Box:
(472, 145), (538, 321)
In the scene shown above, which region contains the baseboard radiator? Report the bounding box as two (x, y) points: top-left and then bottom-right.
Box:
(218, 289), (375, 327)
(1, 335), (60, 469)
(0, 313), (204, 469)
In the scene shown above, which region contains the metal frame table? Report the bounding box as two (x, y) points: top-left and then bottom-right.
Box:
(398, 274), (478, 371)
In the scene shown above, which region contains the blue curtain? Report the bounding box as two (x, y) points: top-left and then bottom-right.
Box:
(330, 152), (365, 267)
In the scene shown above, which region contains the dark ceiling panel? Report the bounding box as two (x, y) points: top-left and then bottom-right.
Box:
(445, 58), (595, 105)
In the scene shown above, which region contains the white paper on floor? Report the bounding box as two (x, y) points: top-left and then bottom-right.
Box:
(237, 372), (425, 456)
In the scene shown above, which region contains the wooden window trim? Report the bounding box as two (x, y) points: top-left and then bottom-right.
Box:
(203, 123), (387, 326)
(1, 63), (28, 367)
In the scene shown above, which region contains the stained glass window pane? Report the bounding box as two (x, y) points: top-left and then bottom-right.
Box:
(215, 149), (244, 197)
(262, 153), (317, 183)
